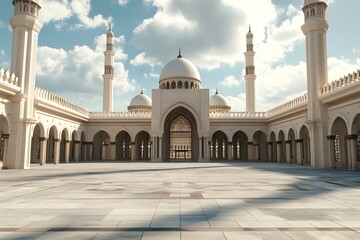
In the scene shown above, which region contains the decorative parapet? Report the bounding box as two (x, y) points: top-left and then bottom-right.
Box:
(90, 111), (152, 119)
(266, 94), (308, 116)
(35, 87), (89, 116)
(0, 67), (19, 86)
(210, 111), (266, 119)
(320, 69), (360, 96)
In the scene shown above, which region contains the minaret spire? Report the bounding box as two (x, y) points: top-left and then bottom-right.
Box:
(244, 25), (256, 113)
(177, 48), (182, 58)
(103, 26), (115, 112)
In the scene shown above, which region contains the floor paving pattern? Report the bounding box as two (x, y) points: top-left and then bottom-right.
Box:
(0, 162), (359, 239)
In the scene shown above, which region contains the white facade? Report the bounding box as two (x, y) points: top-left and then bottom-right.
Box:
(0, 0), (359, 170)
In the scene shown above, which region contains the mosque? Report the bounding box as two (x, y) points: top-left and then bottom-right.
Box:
(0, 0), (359, 170)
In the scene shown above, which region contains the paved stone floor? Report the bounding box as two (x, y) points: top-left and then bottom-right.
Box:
(0, 162), (360, 240)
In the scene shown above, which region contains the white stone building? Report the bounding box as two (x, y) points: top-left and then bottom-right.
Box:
(0, 0), (359, 170)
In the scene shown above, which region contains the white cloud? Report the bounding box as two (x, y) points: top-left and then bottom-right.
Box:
(131, 0), (304, 71)
(328, 57), (360, 82)
(40, 0), (72, 25)
(0, 21), (5, 28)
(221, 75), (241, 87)
(36, 34), (135, 111)
(0, 50), (5, 57)
(39, 0), (111, 29)
(130, 52), (160, 67)
(117, 0), (128, 5)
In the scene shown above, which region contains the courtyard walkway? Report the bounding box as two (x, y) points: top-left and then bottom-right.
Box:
(0, 162), (359, 240)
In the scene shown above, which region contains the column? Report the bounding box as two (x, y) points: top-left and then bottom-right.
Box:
(347, 135), (357, 170)
(73, 141), (80, 162)
(228, 142), (233, 160)
(327, 135), (335, 169)
(285, 141), (291, 164)
(267, 142), (272, 162)
(65, 140), (70, 163)
(1, 134), (9, 169)
(53, 139), (60, 164)
(295, 139), (303, 165)
(276, 141), (281, 163)
(87, 142), (93, 161)
(158, 137), (162, 160)
(248, 142), (253, 160)
(199, 137), (203, 161)
(131, 142), (136, 160)
(39, 137), (47, 166)
(82, 142), (88, 161)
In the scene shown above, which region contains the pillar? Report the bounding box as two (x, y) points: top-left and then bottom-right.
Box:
(73, 141), (80, 162)
(131, 142), (136, 160)
(295, 139), (303, 165)
(39, 137), (47, 166)
(347, 135), (357, 170)
(1, 134), (9, 168)
(285, 141), (291, 164)
(53, 139), (60, 164)
(276, 141), (281, 163)
(65, 140), (70, 163)
(228, 142), (233, 160)
(267, 142), (272, 162)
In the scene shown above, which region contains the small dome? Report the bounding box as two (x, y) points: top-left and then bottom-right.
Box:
(129, 91), (152, 107)
(210, 90), (230, 107)
(160, 56), (201, 82)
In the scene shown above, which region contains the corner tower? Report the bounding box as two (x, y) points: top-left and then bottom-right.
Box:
(301, 0), (329, 167)
(103, 25), (115, 112)
(244, 26), (256, 113)
(7, 0), (42, 169)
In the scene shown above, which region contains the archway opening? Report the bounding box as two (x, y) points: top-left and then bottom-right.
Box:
(0, 115), (9, 166)
(93, 131), (111, 160)
(211, 131), (228, 160)
(163, 107), (198, 161)
(253, 131), (267, 161)
(351, 114), (360, 167)
(299, 126), (311, 165)
(169, 116), (192, 160)
(232, 131), (248, 160)
(278, 130), (286, 163)
(135, 131), (151, 160)
(47, 126), (57, 164)
(31, 124), (42, 164)
(116, 131), (131, 160)
(331, 117), (348, 169)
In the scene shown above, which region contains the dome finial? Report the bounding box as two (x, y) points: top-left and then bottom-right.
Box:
(215, 89), (218, 94)
(108, 22), (112, 31)
(249, 24), (251, 33)
(177, 48), (182, 58)
(140, 89), (144, 94)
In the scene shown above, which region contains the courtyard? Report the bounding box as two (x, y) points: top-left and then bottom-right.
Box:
(0, 162), (359, 240)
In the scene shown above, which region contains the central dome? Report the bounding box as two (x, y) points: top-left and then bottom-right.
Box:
(159, 52), (202, 90)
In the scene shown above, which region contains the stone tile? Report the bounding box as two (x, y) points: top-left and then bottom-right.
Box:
(93, 231), (143, 240)
(181, 231), (226, 240)
(141, 231), (180, 240)
(34, 231), (98, 240)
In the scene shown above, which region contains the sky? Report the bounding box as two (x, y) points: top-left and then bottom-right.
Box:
(0, 0), (359, 112)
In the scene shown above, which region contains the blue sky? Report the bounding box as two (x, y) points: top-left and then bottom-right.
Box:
(0, 0), (359, 112)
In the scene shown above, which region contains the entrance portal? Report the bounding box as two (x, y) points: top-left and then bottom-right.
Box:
(163, 107), (198, 161)
(170, 116), (192, 159)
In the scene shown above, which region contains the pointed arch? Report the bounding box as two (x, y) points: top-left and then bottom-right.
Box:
(331, 117), (348, 169)
(93, 130), (111, 160)
(46, 126), (57, 164)
(299, 125), (311, 165)
(253, 131), (267, 161)
(211, 131), (228, 160)
(116, 130), (131, 160)
(232, 130), (248, 160)
(135, 131), (151, 160)
(30, 123), (45, 165)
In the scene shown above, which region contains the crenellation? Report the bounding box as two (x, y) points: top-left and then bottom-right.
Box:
(0, 67), (19, 86)
(320, 69), (360, 95)
(266, 94), (308, 116)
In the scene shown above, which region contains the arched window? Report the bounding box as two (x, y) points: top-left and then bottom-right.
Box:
(177, 81), (183, 89)
(190, 82), (194, 89)
(24, 4), (28, 12)
(334, 133), (340, 162)
(171, 81), (176, 89)
(166, 82), (170, 89)
(311, 8), (315, 16)
(357, 131), (360, 162)
(184, 82), (189, 89)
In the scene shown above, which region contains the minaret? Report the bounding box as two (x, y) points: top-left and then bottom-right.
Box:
(103, 24), (115, 112)
(301, 0), (329, 167)
(7, 0), (42, 169)
(10, 0), (42, 116)
(244, 25), (256, 113)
